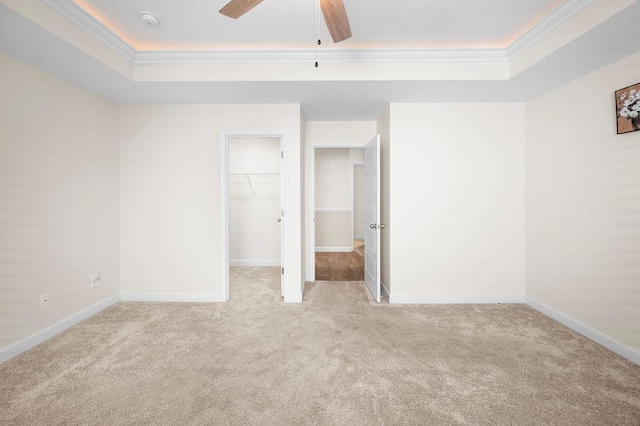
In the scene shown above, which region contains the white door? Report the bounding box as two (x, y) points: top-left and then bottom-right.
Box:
(280, 144), (285, 297)
(364, 135), (381, 303)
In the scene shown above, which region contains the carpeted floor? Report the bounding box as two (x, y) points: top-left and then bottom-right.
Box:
(1, 267), (639, 425)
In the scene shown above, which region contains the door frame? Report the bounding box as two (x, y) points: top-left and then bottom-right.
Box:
(309, 144), (366, 282)
(221, 132), (288, 301)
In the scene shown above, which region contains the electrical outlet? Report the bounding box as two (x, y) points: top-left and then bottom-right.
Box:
(90, 273), (101, 288)
(40, 293), (49, 308)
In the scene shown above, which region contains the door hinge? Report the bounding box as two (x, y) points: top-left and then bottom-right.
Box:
(281, 267), (284, 275)
(281, 151), (284, 159)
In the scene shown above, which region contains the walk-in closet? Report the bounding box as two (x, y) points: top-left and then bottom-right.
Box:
(228, 137), (283, 298)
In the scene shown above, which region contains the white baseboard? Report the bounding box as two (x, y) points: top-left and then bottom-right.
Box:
(0, 295), (120, 364)
(380, 281), (390, 298)
(525, 296), (640, 366)
(285, 293), (303, 303)
(229, 260), (281, 267)
(120, 293), (225, 302)
(315, 247), (353, 253)
(389, 294), (525, 304)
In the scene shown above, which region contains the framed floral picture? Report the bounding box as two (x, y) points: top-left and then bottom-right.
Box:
(616, 82), (640, 134)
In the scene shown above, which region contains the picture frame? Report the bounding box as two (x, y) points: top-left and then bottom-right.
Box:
(615, 82), (640, 135)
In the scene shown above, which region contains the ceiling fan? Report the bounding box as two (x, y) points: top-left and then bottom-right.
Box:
(219, 0), (352, 43)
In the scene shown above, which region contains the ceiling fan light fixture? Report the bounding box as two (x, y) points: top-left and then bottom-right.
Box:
(139, 11), (160, 27)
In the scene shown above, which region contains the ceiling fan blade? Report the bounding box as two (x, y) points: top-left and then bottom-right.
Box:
(319, 0), (352, 43)
(219, 0), (264, 19)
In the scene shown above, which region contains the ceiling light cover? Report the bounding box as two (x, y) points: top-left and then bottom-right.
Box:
(140, 11), (159, 27)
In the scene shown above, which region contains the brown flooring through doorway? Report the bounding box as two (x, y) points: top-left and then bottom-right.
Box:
(315, 240), (364, 281)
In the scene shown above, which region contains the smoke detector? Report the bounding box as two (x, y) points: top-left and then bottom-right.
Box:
(139, 11), (159, 27)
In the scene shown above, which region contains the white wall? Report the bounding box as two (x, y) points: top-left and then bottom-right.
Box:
(119, 104), (303, 302)
(389, 103), (525, 302)
(350, 148), (364, 164)
(351, 148), (365, 240)
(315, 148), (352, 250)
(0, 53), (119, 355)
(526, 52), (640, 355)
(353, 164), (365, 240)
(315, 214), (352, 249)
(315, 148), (351, 210)
(229, 137), (281, 265)
(304, 121), (377, 280)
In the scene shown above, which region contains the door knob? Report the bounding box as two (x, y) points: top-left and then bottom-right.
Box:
(370, 224), (376, 229)
(277, 218), (282, 223)
(380, 224), (385, 229)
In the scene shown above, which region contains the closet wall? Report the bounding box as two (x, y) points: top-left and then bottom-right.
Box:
(229, 137), (281, 266)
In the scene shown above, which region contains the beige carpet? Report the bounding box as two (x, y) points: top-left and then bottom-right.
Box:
(1, 267), (639, 425)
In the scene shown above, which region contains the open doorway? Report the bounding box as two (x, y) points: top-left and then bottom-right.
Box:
(222, 136), (285, 301)
(314, 148), (365, 281)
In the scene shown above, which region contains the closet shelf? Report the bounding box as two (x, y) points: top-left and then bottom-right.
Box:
(229, 172), (280, 193)
(229, 172), (280, 176)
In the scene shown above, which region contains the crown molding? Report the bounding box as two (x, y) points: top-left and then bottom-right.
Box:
(134, 49), (508, 64)
(507, 0), (595, 59)
(42, 0), (136, 61)
(42, 0), (594, 65)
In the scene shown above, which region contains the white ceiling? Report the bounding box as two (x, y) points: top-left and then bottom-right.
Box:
(2, 1), (640, 120)
(73, 0), (562, 50)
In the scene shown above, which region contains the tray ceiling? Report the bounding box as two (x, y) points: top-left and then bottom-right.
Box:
(72, 0), (564, 50)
